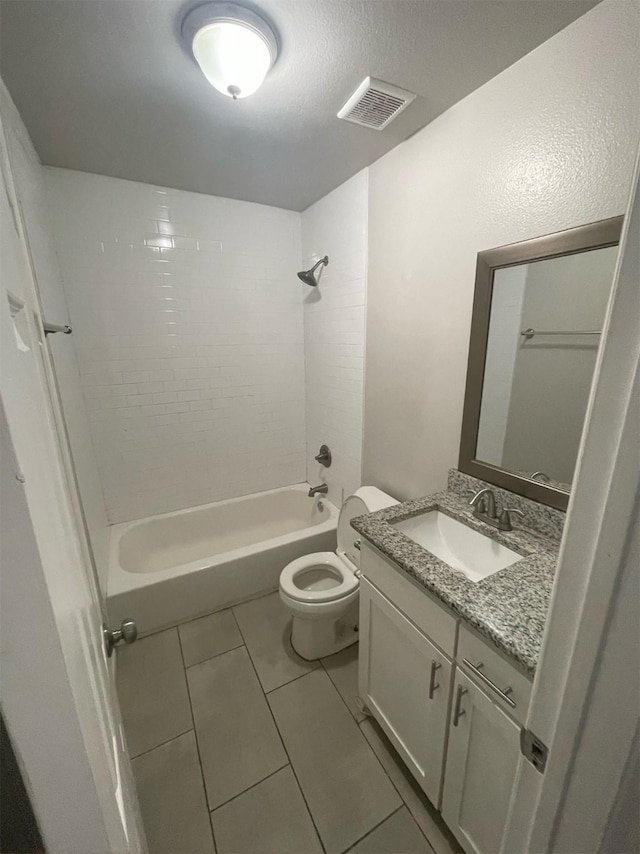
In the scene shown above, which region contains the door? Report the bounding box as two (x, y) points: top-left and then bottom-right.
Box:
(442, 669), (521, 854)
(502, 160), (640, 853)
(359, 578), (452, 806)
(0, 112), (145, 851)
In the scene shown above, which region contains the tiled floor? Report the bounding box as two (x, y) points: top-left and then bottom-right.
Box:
(117, 591), (462, 854)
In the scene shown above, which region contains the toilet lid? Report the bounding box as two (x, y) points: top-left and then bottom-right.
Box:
(337, 495), (368, 569)
(337, 487), (399, 569)
(280, 553), (358, 603)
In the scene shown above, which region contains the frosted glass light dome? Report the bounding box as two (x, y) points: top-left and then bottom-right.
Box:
(183, 3), (278, 100)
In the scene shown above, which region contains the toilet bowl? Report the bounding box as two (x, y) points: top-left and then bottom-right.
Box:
(279, 486), (398, 660)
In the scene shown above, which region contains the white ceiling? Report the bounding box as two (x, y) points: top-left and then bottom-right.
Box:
(0, 0), (599, 211)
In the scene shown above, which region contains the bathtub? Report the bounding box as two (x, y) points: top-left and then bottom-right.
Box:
(107, 484), (338, 635)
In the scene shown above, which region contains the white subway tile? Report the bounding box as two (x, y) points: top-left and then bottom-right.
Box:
(48, 169), (306, 522)
(302, 170), (367, 506)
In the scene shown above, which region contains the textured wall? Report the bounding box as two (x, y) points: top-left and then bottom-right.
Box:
(302, 171), (368, 506)
(46, 169), (305, 523)
(363, 0), (640, 500)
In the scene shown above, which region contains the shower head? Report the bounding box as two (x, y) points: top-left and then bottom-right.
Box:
(297, 256), (329, 286)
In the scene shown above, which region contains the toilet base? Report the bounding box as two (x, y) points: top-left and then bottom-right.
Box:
(290, 600), (359, 660)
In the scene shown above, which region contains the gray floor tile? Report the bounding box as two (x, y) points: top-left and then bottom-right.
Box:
(233, 592), (319, 693)
(187, 646), (287, 809)
(321, 644), (365, 722)
(179, 609), (243, 667)
(132, 731), (214, 854)
(348, 807), (434, 854)
(212, 766), (323, 854)
(268, 669), (401, 854)
(359, 719), (462, 854)
(116, 628), (192, 757)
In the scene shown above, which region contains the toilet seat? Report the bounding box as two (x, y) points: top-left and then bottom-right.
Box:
(279, 552), (358, 604)
(279, 487), (399, 659)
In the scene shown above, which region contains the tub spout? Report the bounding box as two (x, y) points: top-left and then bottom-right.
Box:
(308, 484), (328, 497)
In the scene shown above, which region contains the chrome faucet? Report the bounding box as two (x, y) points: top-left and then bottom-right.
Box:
(469, 488), (524, 532)
(308, 483), (328, 497)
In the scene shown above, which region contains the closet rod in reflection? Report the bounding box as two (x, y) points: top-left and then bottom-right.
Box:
(520, 327), (601, 340)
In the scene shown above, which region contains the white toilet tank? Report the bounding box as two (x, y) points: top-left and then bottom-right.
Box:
(337, 486), (398, 570)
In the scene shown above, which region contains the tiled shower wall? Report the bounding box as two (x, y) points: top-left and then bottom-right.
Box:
(46, 169), (305, 523)
(302, 171), (368, 507)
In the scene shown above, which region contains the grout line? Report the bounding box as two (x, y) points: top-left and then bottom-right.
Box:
(228, 606), (243, 639)
(319, 650), (365, 724)
(314, 650), (436, 853)
(129, 728), (194, 761)
(209, 763), (290, 814)
(176, 627), (196, 729)
(340, 805), (404, 854)
(209, 810), (218, 854)
(357, 719), (439, 854)
(231, 603), (320, 694)
(133, 587), (278, 644)
(234, 616), (327, 854)
(264, 664), (321, 696)
(183, 641), (245, 671)
(177, 625), (219, 844)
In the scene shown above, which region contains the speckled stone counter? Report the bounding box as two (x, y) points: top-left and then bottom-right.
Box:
(351, 489), (560, 677)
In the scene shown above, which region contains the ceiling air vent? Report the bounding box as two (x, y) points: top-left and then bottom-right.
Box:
(338, 77), (416, 130)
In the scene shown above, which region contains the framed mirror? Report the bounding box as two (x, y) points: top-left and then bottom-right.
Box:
(459, 216), (623, 510)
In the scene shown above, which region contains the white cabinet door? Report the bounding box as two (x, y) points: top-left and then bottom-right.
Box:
(442, 669), (521, 854)
(359, 578), (452, 806)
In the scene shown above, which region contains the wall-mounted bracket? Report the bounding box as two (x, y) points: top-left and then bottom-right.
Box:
(43, 322), (72, 336)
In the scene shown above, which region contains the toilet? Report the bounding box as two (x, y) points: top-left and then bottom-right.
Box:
(279, 486), (398, 660)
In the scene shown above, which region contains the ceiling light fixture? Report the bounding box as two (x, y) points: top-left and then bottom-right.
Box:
(182, 2), (278, 100)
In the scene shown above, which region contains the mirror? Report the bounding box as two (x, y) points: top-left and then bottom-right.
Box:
(459, 217), (623, 510)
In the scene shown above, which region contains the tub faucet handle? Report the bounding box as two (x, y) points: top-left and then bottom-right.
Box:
(470, 488), (497, 519)
(498, 507), (525, 532)
(314, 445), (332, 467)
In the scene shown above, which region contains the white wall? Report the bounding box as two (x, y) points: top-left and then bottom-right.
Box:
(363, 0), (640, 500)
(46, 169), (306, 523)
(302, 170), (368, 505)
(0, 82), (110, 588)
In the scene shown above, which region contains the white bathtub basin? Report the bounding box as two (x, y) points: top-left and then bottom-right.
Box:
(392, 510), (521, 582)
(107, 484), (338, 635)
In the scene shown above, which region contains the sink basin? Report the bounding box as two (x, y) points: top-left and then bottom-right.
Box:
(392, 510), (521, 582)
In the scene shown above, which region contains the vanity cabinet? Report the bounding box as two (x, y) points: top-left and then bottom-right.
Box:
(441, 669), (521, 854)
(359, 578), (453, 806)
(358, 543), (530, 854)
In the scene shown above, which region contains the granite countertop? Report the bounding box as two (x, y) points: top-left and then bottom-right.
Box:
(351, 490), (559, 677)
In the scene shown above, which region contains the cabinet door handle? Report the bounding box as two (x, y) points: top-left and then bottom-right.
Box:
(428, 660), (441, 699)
(462, 659), (516, 708)
(453, 685), (467, 726)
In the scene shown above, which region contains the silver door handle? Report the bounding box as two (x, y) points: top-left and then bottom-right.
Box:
(462, 659), (516, 708)
(453, 684), (467, 726)
(103, 619), (137, 658)
(428, 660), (441, 699)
